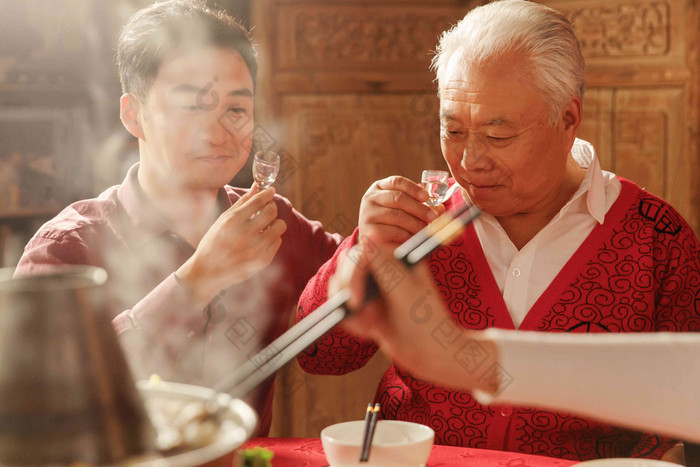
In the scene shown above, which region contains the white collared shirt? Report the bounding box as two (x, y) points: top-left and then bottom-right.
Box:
(471, 138), (622, 328)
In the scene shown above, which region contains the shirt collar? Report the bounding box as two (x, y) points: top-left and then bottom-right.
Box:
(116, 162), (234, 247)
(569, 138), (607, 224)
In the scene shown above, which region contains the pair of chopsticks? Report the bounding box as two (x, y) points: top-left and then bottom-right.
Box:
(360, 403), (381, 462)
(215, 201), (482, 398)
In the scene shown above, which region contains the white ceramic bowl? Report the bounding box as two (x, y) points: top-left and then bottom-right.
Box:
(577, 460), (680, 466)
(321, 419), (434, 467)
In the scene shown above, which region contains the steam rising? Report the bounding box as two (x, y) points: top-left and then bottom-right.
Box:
(103, 232), (285, 403)
(2, 0), (295, 414)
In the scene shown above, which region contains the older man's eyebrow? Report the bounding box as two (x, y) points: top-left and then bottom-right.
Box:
(440, 111), (457, 121)
(440, 113), (514, 127)
(169, 84), (253, 97)
(485, 118), (509, 126)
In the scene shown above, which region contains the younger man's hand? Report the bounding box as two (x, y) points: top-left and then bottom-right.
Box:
(176, 186), (286, 307)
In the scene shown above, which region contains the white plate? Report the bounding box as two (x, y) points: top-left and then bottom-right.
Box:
(127, 380), (258, 467)
(577, 459), (679, 466)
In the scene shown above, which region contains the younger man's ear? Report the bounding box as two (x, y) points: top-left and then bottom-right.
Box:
(120, 93), (145, 140)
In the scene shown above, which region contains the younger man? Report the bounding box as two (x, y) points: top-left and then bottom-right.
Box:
(16, 0), (342, 435)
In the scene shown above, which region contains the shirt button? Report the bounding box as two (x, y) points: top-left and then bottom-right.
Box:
(500, 407), (512, 417)
(512, 268), (521, 277)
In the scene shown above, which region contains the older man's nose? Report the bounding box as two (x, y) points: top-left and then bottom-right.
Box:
(461, 140), (492, 170)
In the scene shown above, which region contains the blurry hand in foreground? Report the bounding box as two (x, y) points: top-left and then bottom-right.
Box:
(330, 231), (497, 391)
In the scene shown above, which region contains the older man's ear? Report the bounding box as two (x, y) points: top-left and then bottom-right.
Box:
(561, 95), (583, 139)
(120, 93), (146, 140)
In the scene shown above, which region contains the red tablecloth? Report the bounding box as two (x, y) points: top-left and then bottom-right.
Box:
(241, 438), (578, 466)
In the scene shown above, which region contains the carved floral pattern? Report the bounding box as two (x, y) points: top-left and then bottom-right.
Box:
(288, 11), (452, 65)
(560, 1), (670, 57)
(297, 181), (699, 460)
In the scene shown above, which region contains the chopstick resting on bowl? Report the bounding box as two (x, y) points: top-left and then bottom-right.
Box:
(215, 201), (482, 398)
(358, 403), (373, 462)
(359, 403), (381, 462)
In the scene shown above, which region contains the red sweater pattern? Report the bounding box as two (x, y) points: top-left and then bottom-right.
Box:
(296, 178), (700, 461)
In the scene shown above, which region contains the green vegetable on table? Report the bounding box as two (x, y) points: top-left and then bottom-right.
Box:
(235, 446), (274, 467)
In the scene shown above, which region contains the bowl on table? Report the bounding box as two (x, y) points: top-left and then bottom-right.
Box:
(321, 419), (434, 467)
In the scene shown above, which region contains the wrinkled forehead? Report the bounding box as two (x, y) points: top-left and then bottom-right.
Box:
(438, 51), (548, 123)
(438, 53), (505, 103)
(440, 49), (530, 89)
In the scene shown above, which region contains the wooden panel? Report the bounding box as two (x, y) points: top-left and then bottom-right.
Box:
(257, 1), (457, 438)
(548, 0), (685, 69)
(256, 1), (477, 102)
(613, 88), (686, 211)
(272, 354), (391, 438)
(271, 71), (439, 94)
(546, 0), (699, 233)
(270, 93), (445, 438)
(275, 4), (458, 72)
(585, 67), (691, 87)
(691, 0), (700, 234)
(579, 87), (687, 208)
(278, 94), (444, 216)
(578, 88), (614, 170)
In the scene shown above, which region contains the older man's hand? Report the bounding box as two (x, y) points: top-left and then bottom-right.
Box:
(358, 176), (445, 245)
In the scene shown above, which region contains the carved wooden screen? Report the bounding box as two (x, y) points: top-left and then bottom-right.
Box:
(252, 0), (700, 438)
(545, 0), (699, 235)
(252, 0), (479, 437)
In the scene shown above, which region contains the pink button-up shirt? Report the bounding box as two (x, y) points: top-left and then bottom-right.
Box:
(16, 163), (342, 435)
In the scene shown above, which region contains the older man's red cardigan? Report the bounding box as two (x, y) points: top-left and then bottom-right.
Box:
(296, 178), (700, 462)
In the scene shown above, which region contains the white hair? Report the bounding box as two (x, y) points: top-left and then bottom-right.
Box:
(431, 0), (585, 123)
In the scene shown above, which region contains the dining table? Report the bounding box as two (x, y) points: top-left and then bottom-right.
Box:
(240, 438), (579, 466)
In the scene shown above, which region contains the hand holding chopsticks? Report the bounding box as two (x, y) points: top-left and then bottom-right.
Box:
(214, 202), (481, 398)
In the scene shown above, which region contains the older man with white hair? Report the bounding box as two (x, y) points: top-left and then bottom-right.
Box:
(296, 0), (700, 462)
